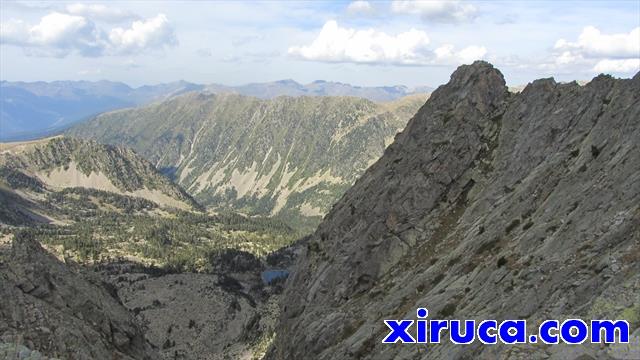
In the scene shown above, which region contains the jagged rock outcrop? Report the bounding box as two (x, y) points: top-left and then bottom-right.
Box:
(270, 62), (640, 359)
(0, 233), (156, 359)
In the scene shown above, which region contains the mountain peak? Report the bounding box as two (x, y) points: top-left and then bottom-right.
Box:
(448, 60), (505, 89)
(427, 61), (507, 117)
(275, 79), (300, 85)
(270, 63), (640, 360)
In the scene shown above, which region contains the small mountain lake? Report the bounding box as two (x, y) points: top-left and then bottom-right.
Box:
(261, 269), (289, 284)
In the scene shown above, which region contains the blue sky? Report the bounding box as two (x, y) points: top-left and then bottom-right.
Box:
(1, 0), (638, 87)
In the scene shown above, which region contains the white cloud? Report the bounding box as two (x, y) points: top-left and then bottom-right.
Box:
(66, 3), (139, 22)
(435, 44), (487, 64)
(289, 21), (429, 65)
(594, 59), (640, 73)
(288, 21), (486, 66)
(555, 26), (639, 59)
(1, 12), (107, 56)
(553, 26), (640, 73)
(0, 12), (176, 57)
(109, 14), (176, 54)
(391, 0), (477, 23)
(347, 1), (374, 15)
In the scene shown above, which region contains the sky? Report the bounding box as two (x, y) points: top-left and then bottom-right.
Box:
(1, 0), (639, 88)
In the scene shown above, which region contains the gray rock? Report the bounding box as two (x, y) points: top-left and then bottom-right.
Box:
(0, 232), (156, 359)
(270, 62), (640, 359)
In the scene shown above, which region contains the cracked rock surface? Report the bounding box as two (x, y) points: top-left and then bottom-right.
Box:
(0, 233), (155, 359)
(270, 62), (640, 359)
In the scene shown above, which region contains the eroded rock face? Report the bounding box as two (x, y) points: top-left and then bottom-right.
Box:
(1, 235), (288, 360)
(270, 62), (640, 359)
(99, 256), (282, 360)
(0, 233), (155, 359)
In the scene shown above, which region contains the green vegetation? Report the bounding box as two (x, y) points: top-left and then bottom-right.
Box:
(68, 93), (425, 226)
(12, 208), (299, 272)
(1, 137), (198, 209)
(1, 136), (303, 270)
(46, 187), (158, 218)
(0, 166), (44, 192)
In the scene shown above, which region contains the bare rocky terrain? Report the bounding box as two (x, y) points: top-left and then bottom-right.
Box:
(99, 248), (291, 360)
(0, 232), (155, 359)
(0, 232), (295, 360)
(269, 62), (640, 359)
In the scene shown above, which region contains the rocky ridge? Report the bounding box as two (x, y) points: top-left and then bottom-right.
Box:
(0, 136), (198, 215)
(269, 62), (640, 359)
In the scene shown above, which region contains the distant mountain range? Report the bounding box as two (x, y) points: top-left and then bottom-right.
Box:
(204, 79), (434, 101)
(0, 79), (432, 141)
(0, 80), (204, 140)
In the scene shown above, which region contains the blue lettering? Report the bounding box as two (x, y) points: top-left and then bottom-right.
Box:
(499, 320), (526, 344)
(450, 320), (475, 344)
(416, 308), (429, 343)
(591, 320), (629, 343)
(477, 320), (498, 344)
(560, 319), (588, 344)
(429, 320), (448, 343)
(539, 320), (559, 344)
(382, 320), (416, 343)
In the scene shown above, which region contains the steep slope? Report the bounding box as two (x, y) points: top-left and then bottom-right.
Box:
(0, 232), (155, 359)
(0, 136), (197, 213)
(68, 93), (426, 226)
(270, 62), (640, 359)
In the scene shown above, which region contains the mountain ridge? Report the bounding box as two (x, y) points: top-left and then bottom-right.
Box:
(67, 92), (428, 229)
(0, 136), (198, 220)
(269, 61), (640, 359)
(1, 79), (432, 141)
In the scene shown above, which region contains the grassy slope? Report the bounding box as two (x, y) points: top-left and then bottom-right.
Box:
(68, 93), (427, 228)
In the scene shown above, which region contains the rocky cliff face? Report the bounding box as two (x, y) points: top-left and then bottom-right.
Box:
(270, 62), (640, 359)
(0, 232), (155, 359)
(67, 93), (425, 227)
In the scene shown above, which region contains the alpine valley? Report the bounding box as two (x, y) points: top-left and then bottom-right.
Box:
(67, 92), (427, 230)
(1, 62), (639, 360)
